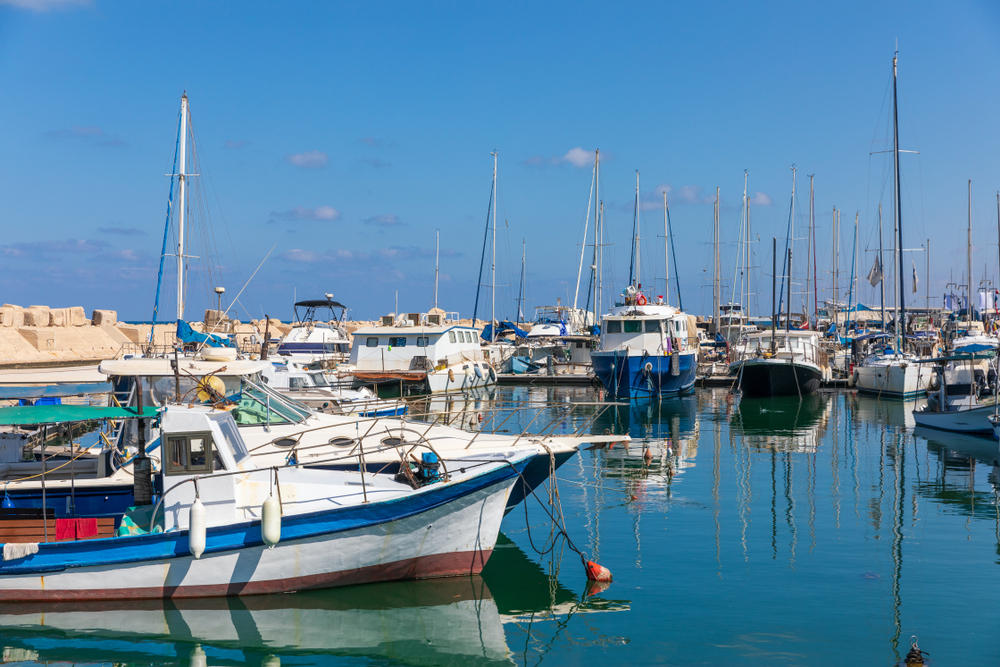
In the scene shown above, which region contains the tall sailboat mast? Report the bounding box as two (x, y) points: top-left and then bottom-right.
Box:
(517, 238), (526, 321)
(892, 52), (906, 343)
(713, 186), (720, 333)
(490, 150), (498, 342)
(633, 170), (641, 288)
(967, 179), (973, 321)
(433, 229), (440, 310)
(663, 191), (670, 306)
(572, 150), (598, 311)
(805, 174), (814, 328)
(176, 93), (189, 321)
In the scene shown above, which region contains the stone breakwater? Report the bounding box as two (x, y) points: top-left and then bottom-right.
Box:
(0, 305), (298, 367)
(0, 304), (492, 368)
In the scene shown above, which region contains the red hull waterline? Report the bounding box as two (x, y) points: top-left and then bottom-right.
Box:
(0, 548), (493, 601)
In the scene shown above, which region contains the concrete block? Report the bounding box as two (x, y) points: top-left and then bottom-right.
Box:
(48, 308), (68, 327)
(24, 306), (50, 327)
(91, 309), (117, 326)
(0, 306), (23, 328)
(68, 306), (88, 326)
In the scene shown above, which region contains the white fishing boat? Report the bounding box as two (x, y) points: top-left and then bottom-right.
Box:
(96, 357), (623, 514)
(0, 403), (532, 600)
(350, 311), (496, 394)
(275, 296), (352, 366)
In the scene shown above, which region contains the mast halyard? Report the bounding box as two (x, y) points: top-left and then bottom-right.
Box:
(878, 203), (886, 332)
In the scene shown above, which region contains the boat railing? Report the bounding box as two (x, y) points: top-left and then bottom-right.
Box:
(149, 436), (464, 531)
(249, 395), (624, 466)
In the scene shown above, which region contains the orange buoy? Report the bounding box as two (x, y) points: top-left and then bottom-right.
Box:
(585, 560), (612, 582)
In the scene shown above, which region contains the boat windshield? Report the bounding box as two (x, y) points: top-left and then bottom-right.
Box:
(231, 378), (312, 426)
(308, 372), (330, 387)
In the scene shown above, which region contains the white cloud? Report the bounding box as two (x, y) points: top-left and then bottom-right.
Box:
(750, 192), (773, 206)
(270, 206), (340, 222)
(561, 147), (593, 168)
(286, 150), (328, 168)
(523, 146), (595, 168)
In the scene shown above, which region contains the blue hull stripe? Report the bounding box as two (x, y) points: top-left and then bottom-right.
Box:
(0, 457), (529, 576)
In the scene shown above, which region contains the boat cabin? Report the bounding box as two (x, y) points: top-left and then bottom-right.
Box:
(600, 305), (696, 355)
(350, 316), (486, 372)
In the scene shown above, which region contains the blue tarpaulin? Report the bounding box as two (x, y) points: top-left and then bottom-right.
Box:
(176, 319), (233, 348)
(480, 321), (530, 340)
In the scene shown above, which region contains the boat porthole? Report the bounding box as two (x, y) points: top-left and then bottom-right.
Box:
(274, 438), (297, 448)
(328, 437), (355, 447)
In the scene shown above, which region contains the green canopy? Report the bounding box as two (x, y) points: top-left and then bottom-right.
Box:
(0, 405), (160, 426)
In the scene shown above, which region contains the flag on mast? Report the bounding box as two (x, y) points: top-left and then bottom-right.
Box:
(912, 261), (919, 293)
(867, 253), (883, 287)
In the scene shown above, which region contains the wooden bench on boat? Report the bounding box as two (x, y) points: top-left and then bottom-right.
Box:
(0, 508), (115, 543)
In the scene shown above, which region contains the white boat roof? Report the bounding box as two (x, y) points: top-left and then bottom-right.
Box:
(605, 304), (682, 318)
(745, 329), (821, 338)
(99, 358), (270, 377)
(351, 324), (476, 335)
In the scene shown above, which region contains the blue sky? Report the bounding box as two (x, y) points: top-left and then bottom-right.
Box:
(2, 1), (999, 321)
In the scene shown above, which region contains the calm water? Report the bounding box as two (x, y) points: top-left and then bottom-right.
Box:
(3, 387), (999, 666)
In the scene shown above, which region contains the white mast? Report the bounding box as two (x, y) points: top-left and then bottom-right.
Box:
(176, 92), (189, 321)
(968, 179), (973, 322)
(712, 186), (720, 333)
(572, 150), (598, 311)
(490, 150), (497, 342)
(634, 170), (641, 289)
(433, 228), (439, 310)
(789, 165), (796, 320)
(742, 171), (749, 310)
(805, 174), (814, 326)
(663, 190), (670, 306)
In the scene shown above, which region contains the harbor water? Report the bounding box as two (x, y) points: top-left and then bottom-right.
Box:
(2, 386), (999, 666)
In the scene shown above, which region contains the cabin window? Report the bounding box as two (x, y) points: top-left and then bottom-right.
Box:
(389, 337), (407, 347)
(164, 432), (215, 475)
(644, 320), (660, 333)
(449, 331), (456, 343)
(465, 331), (473, 343)
(289, 377), (307, 389)
(624, 320), (641, 333)
(366, 337), (378, 347)
(606, 320), (622, 334)
(416, 336), (429, 346)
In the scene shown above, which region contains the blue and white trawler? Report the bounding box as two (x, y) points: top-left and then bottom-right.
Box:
(592, 285), (698, 399)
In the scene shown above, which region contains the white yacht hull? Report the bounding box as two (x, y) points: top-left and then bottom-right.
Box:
(855, 362), (932, 399)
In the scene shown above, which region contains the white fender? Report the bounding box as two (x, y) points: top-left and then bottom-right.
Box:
(262, 493), (282, 546)
(188, 497), (206, 559)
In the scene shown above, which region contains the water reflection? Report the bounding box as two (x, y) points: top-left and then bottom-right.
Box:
(0, 535), (629, 667)
(731, 394), (830, 453)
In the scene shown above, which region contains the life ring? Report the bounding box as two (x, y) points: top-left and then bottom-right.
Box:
(643, 361), (653, 373)
(636, 294), (648, 306)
